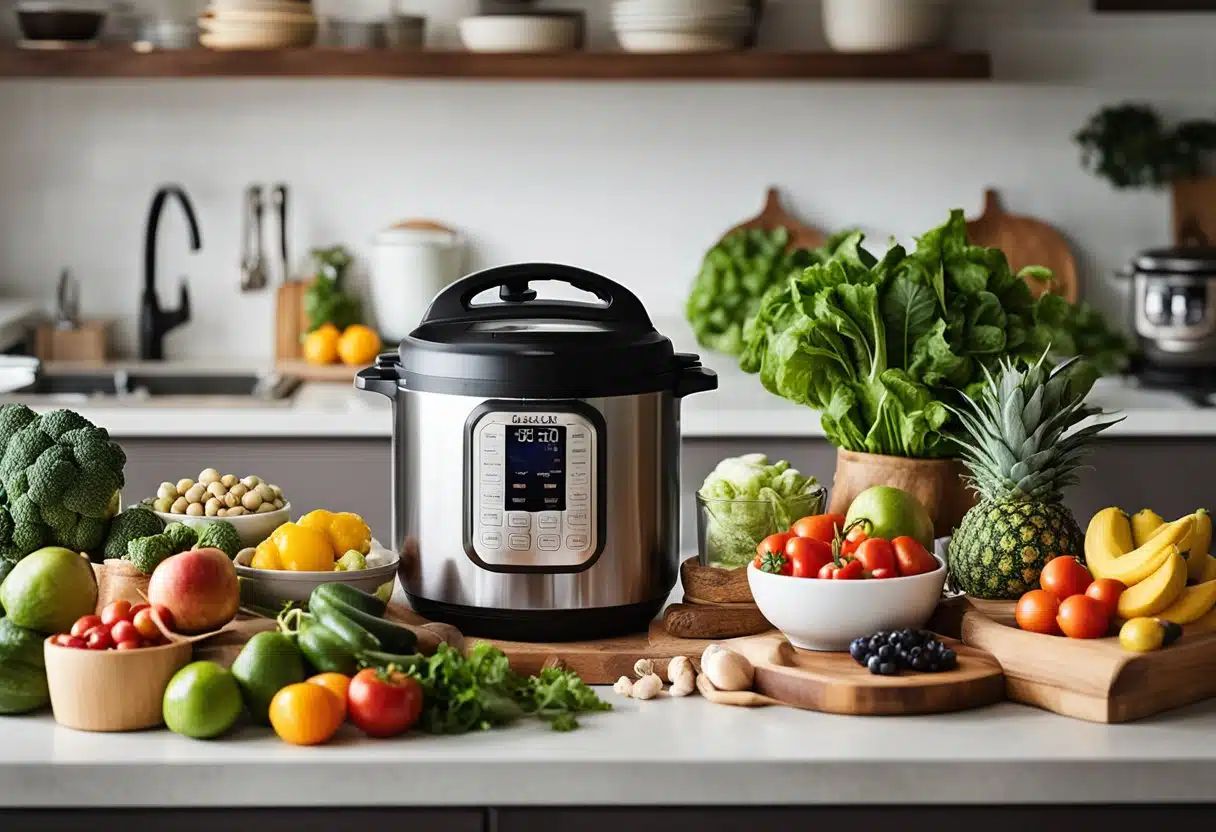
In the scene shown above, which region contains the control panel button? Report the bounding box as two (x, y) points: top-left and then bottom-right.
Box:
(567, 511), (589, 528)
(570, 466), (588, 486)
(570, 441), (588, 454)
(483, 463), (503, 483)
(537, 534), (560, 551)
(480, 510), (503, 527)
(481, 483), (502, 499)
(538, 512), (560, 530)
(569, 489), (588, 503)
(480, 531), (502, 549)
(508, 512), (531, 529)
(566, 534), (589, 550)
(508, 533), (531, 551)
(483, 444), (501, 457)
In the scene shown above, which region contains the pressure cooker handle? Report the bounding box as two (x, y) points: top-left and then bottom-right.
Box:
(354, 353), (401, 398)
(420, 263), (655, 331)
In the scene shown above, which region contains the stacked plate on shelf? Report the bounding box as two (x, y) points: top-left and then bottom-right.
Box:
(611, 0), (756, 53)
(199, 0), (318, 50)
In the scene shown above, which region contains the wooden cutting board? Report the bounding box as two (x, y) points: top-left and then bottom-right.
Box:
(274, 359), (370, 383)
(966, 188), (1079, 303)
(723, 187), (827, 251)
(726, 632), (1004, 716)
(961, 598), (1216, 724)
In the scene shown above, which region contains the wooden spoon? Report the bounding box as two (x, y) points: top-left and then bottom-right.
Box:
(723, 187), (827, 251)
(965, 188), (1079, 303)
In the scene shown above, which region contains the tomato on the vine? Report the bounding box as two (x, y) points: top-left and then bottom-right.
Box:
(790, 513), (846, 544)
(833, 559), (865, 580)
(784, 536), (833, 578)
(347, 667), (423, 739)
(754, 533), (792, 570)
(854, 538), (897, 574)
(756, 550), (791, 576)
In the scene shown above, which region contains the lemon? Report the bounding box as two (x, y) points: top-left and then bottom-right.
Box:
(338, 325), (382, 366)
(303, 324), (341, 366)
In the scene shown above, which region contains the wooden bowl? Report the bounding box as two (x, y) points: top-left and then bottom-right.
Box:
(44, 638), (192, 732)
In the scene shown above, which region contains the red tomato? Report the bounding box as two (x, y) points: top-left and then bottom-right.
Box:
(841, 522), (869, 558)
(870, 567), (896, 580)
(110, 620), (139, 645)
(70, 615), (102, 638)
(834, 559), (866, 580)
(129, 603), (149, 618)
(132, 607), (161, 640)
(115, 639), (143, 651)
(790, 513), (846, 544)
(151, 605), (177, 633)
(854, 538), (897, 574)
(817, 561), (838, 579)
(1015, 590), (1062, 635)
(784, 536), (833, 578)
(51, 634), (87, 649)
(100, 600), (133, 627)
(753, 533), (792, 570)
(84, 625), (113, 651)
(756, 550), (791, 576)
(1057, 594), (1109, 639)
(347, 668), (424, 739)
(1084, 578), (1126, 618)
(1040, 556), (1093, 601)
(893, 536), (938, 577)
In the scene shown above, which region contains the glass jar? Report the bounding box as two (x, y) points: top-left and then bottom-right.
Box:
(696, 485), (827, 570)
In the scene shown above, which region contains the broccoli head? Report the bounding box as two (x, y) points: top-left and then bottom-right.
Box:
(125, 534), (173, 576)
(163, 523), (197, 553)
(196, 521), (241, 560)
(103, 508), (166, 561)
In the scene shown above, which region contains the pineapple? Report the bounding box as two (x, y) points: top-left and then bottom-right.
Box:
(948, 353), (1121, 600)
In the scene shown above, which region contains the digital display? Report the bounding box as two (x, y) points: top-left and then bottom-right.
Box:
(506, 426), (566, 512)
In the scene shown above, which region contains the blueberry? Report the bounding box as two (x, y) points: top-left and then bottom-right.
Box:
(888, 632), (902, 645)
(850, 639), (868, 660)
(867, 655), (882, 674)
(912, 656), (930, 672)
(878, 645), (892, 660)
(879, 662), (899, 676)
(909, 646), (922, 657)
(941, 649), (957, 669)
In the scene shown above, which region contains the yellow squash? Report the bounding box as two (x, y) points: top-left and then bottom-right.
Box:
(1186, 509), (1212, 583)
(1085, 510), (1191, 586)
(1131, 509), (1166, 548)
(1116, 548), (1187, 619)
(1155, 578), (1216, 625)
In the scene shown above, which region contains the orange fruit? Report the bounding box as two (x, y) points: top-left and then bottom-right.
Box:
(308, 673), (351, 719)
(338, 325), (382, 366)
(269, 683), (344, 746)
(303, 324), (341, 366)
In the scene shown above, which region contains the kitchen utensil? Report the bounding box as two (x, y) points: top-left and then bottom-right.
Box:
(961, 598), (1216, 723)
(234, 540), (398, 608)
(965, 188), (1079, 303)
(240, 185), (267, 293)
(827, 448), (976, 541)
(322, 18), (387, 48)
(370, 220), (466, 343)
(44, 638), (193, 732)
(727, 630), (1003, 716)
(696, 488), (826, 570)
(54, 268), (79, 330)
(33, 322), (108, 364)
(662, 601), (770, 639)
(723, 187), (827, 252)
(748, 557), (948, 652)
(680, 555), (753, 603)
(356, 263), (718, 642)
(16, 3), (107, 48)
(1123, 246), (1216, 372)
(153, 502), (291, 550)
(460, 14), (582, 53)
(822, 0), (953, 53)
(1172, 176), (1216, 247)
(272, 183), (289, 282)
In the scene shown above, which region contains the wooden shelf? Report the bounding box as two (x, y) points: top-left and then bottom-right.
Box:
(1095, 0), (1216, 9)
(0, 48), (991, 81)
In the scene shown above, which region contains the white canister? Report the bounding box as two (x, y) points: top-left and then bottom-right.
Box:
(370, 222), (466, 342)
(822, 0), (952, 53)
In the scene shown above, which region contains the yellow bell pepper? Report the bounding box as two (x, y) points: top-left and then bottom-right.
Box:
(271, 522), (335, 572)
(251, 539), (283, 571)
(298, 509), (372, 557)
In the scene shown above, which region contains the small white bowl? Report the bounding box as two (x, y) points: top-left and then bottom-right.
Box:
(234, 541), (399, 608)
(153, 503), (290, 550)
(748, 556), (947, 652)
(615, 28), (745, 52)
(459, 15), (580, 53)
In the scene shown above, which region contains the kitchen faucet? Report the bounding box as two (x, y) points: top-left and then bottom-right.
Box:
(140, 184), (201, 361)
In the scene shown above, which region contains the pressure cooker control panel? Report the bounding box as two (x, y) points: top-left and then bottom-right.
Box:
(465, 404), (604, 573)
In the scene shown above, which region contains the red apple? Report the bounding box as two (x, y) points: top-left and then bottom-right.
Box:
(147, 548), (239, 635)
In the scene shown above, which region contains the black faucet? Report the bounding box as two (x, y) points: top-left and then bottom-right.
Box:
(140, 185), (201, 361)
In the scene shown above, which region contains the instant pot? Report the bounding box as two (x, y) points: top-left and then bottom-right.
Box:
(1125, 247), (1216, 384)
(356, 264), (718, 641)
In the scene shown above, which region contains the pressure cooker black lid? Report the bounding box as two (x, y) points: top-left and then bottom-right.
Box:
(1134, 247), (1216, 276)
(387, 263), (715, 399)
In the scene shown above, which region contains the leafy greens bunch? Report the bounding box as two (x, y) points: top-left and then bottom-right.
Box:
(740, 210), (1127, 459)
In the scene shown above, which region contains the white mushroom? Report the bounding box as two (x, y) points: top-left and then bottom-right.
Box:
(668, 656), (696, 697)
(700, 644), (754, 692)
(613, 676), (634, 697)
(633, 658), (655, 678)
(630, 673), (662, 701)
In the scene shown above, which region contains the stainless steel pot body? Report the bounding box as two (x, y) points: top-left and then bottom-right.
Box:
(390, 387), (681, 612)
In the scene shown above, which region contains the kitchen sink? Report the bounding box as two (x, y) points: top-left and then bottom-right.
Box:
(1, 368), (301, 408)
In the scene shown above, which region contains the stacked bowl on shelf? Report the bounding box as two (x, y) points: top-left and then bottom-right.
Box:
(611, 0), (757, 53)
(199, 0), (318, 50)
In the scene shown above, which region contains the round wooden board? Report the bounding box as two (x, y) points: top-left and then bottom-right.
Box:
(965, 188), (1079, 303)
(723, 186), (827, 252)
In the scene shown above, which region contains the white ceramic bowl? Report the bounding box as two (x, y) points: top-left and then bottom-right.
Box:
(234, 541), (399, 608)
(613, 0), (749, 17)
(459, 15), (580, 53)
(153, 503), (290, 550)
(748, 556), (948, 652)
(822, 0), (951, 53)
(615, 29), (745, 52)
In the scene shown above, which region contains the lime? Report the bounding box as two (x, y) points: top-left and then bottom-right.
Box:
(0, 547), (98, 634)
(231, 631), (306, 725)
(163, 661), (243, 739)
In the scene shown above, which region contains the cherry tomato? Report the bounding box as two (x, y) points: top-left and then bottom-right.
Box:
(129, 603), (149, 618)
(100, 600), (133, 627)
(784, 536), (833, 578)
(51, 634), (87, 649)
(269, 682), (345, 746)
(870, 567), (897, 580)
(790, 513), (846, 544)
(132, 607), (161, 640)
(1084, 578), (1126, 618)
(818, 560), (839, 580)
(347, 667), (424, 739)
(110, 620), (139, 645)
(1057, 594), (1109, 639)
(755, 532), (792, 560)
(70, 615), (102, 639)
(854, 538), (897, 574)
(756, 550), (791, 576)
(84, 625), (113, 651)
(308, 673), (352, 720)
(834, 559), (866, 580)
(1015, 589), (1062, 635)
(115, 639), (143, 651)
(893, 536), (938, 577)
(151, 605), (177, 634)
(1040, 556), (1093, 601)
(841, 522), (870, 558)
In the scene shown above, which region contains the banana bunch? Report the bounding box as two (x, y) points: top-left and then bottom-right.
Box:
(1085, 508), (1216, 623)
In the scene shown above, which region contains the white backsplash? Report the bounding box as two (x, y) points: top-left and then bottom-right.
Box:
(0, 0), (1212, 359)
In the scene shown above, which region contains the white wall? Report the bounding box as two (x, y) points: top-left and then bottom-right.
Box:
(0, 0), (1212, 360)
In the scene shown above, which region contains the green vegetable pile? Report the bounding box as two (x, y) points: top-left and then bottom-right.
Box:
(0, 405), (126, 570)
(740, 211), (1132, 459)
(686, 228), (855, 357)
(304, 245), (362, 333)
(697, 454), (821, 569)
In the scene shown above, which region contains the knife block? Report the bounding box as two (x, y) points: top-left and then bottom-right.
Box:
(34, 321), (108, 363)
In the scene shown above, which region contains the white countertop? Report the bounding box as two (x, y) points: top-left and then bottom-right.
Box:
(5, 696), (1216, 807)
